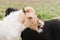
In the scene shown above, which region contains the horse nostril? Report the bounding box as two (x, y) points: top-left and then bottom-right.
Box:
(39, 21), (44, 26)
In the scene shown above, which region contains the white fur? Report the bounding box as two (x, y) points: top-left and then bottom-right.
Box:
(38, 20), (44, 33)
(0, 10), (27, 40)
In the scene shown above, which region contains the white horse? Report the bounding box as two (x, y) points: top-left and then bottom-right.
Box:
(0, 6), (44, 40)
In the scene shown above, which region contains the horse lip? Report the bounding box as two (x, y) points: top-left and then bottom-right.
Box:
(37, 25), (44, 33)
(38, 25), (44, 29)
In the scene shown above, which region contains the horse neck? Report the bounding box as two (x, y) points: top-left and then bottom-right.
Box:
(4, 10), (22, 22)
(3, 10), (26, 32)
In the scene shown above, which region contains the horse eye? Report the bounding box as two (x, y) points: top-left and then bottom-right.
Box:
(27, 10), (29, 12)
(29, 17), (32, 19)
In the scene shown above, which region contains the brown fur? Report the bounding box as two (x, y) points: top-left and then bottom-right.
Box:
(18, 6), (44, 32)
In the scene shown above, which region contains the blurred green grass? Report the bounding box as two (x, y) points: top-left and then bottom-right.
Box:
(0, 2), (60, 20)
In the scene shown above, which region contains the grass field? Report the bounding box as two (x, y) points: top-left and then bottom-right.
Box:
(0, 0), (60, 21)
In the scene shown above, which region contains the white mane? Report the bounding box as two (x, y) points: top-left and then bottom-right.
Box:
(0, 10), (27, 40)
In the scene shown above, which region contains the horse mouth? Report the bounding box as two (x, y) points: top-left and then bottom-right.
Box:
(37, 25), (44, 33)
(38, 25), (44, 29)
(38, 21), (44, 29)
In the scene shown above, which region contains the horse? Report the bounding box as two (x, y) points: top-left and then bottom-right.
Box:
(0, 6), (44, 40)
(21, 19), (60, 40)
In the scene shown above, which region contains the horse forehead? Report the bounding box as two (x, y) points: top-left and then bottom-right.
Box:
(26, 13), (37, 17)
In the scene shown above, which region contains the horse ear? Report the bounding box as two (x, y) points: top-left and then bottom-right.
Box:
(23, 6), (35, 14)
(5, 7), (18, 16)
(23, 8), (26, 13)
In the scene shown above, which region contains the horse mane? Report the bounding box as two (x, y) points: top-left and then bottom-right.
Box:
(5, 7), (18, 16)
